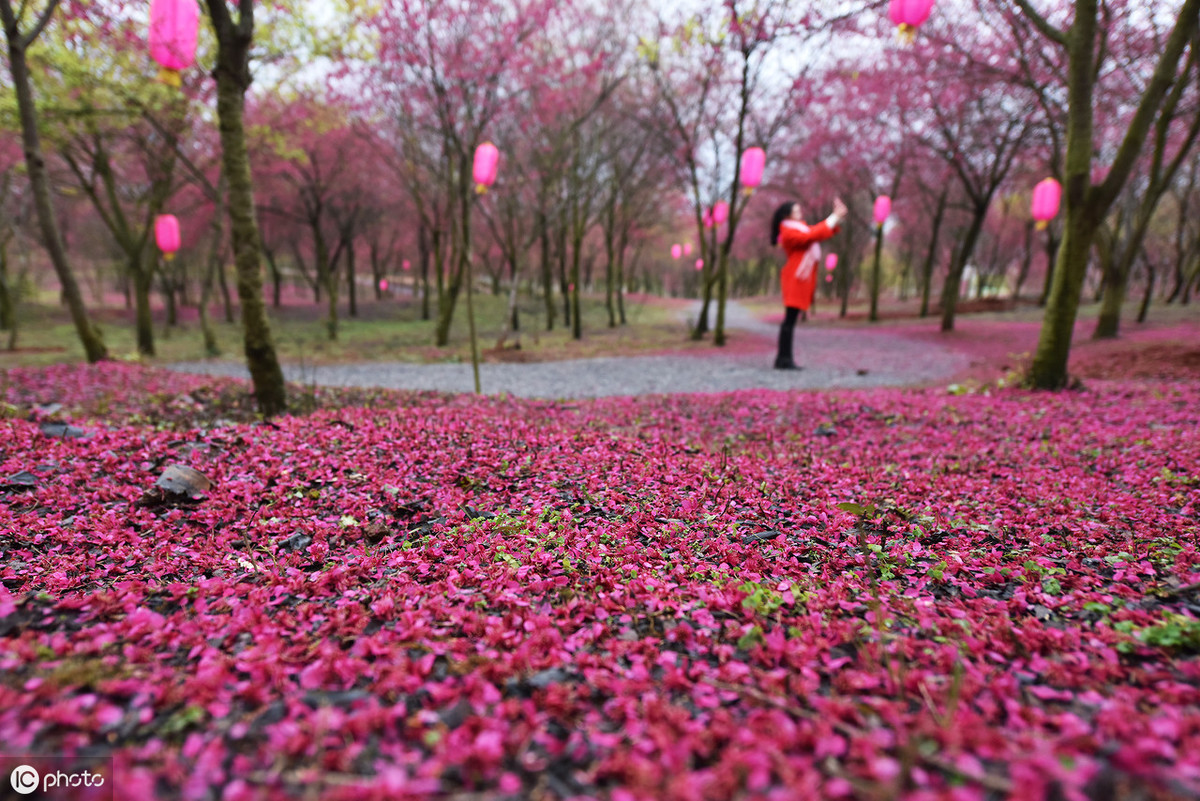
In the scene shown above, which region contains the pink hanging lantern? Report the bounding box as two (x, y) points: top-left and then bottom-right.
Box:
(148, 0), (200, 88)
(473, 142), (499, 194)
(695, 259), (704, 270)
(712, 200), (729, 225)
(402, 259), (411, 271)
(1031, 177), (1062, 230)
(155, 214), (180, 261)
(380, 278), (389, 291)
(825, 274), (834, 283)
(888, 0), (934, 42)
(826, 253), (838, 271)
(683, 243), (692, 256)
(741, 147), (765, 194)
(671, 244), (682, 259)
(702, 210), (713, 228)
(873, 195), (891, 226)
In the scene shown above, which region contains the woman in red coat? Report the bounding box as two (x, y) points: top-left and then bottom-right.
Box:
(771, 197), (847, 369)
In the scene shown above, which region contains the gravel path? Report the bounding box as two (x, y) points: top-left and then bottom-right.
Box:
(168, 301), (970, 399)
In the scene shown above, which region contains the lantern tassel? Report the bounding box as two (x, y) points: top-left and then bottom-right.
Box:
(1036, 220), (1048, 231)
(163, 252), (175, 262)
(475, 184), (488, 195)
(156, 67), (182, 88)
(744, 187), (755, 196)
(896, 23), (915, 45)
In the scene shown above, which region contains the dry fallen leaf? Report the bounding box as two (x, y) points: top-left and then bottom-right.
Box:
(151, 464), (214, 500)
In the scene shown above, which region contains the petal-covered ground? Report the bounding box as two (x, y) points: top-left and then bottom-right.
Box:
(1, 363), (1199, 800)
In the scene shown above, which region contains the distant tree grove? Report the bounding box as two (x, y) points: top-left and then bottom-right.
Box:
(2, 0), (1199, 410)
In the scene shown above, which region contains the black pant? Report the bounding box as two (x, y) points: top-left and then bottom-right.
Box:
(776, 306), (802, 367)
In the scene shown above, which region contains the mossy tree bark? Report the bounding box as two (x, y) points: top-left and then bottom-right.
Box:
(203, 0), (286, 416)
(1, 0), (107, 362)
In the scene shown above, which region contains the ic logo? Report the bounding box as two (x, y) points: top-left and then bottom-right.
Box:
(10, 764), (39, 794)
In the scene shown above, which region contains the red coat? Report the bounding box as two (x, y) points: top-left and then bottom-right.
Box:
(779, 219), (838, 310)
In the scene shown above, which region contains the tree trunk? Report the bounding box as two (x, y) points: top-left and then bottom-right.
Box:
(497, 256), (521, 349)
(433, 226), (446, 324)
(538, 211), (554, 331)
(869, 226), (884, 322)
(419, 223), (431, 320)
(263, 245), (282, 308)
(0, 241), (15, 349)
(177, 259), (192, 308)
(918, 196), (945, 318)
(1030, 214), (1097, 387)
(1183, 258), (1199, 304)
(312, 225), (338, 340)
(434, 259), (462, 347)
(693, 288), (711, 339)
(1037, 228), (1060, 307)
(1093, 255), (1127, 339)
(198, 260), (220, 357)
(1014, 220), (1035, 300)
(370, 242), (383, 301)
(1137, 260), (1155, 323)
(346, 237), (357, 318)
(207, 0), (287, 416)
(941, 206), (989, 332)
(1, 13), (107, 362)
(693, 227), (716, 339)
(714, 250), (728, 345)
(838, 256), (851, 318)
(603, 217), (616, 329)
(159, 258), (178, 329)
(616, 230), (629, 326)
(1166, 256), (1186, 303)
(217, 256), (234, 322)
(454, 156), (481, 393)
(488, 256), (501, 296)
(133, 255), (155, 356)
(198, 170), (227, 357)
(570, 237), (583, 341)
(558, 223), (570, 328)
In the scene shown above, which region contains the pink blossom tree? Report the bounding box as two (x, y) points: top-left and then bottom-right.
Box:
(995, 0), (1200, 387)
(1091, 48), (1200, 338)
(900, 14), (1039, 331)
(368, 0), (557, 350)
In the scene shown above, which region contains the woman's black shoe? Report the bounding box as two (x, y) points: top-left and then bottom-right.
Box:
(773, 360), (801, 370)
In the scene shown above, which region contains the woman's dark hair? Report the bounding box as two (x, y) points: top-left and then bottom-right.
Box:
(770, 202), (796, 246)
